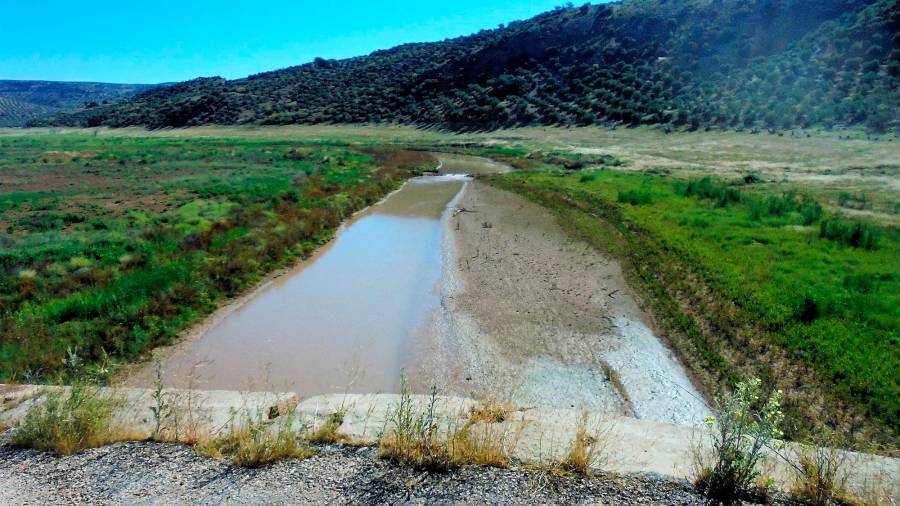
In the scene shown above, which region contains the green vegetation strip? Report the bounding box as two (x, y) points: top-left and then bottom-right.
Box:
(489, 169), (898, 443)
(0, 134), (434, 382)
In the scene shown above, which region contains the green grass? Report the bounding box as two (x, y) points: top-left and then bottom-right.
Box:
(0, 134), (434, 382)
(491, 169), (899, 441)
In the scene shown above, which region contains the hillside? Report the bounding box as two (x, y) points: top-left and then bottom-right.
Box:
(0, 81), (155, 127)
(31, 0), (900, 131)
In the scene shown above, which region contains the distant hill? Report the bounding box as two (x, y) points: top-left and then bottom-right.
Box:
(0, 81), (156, 127)
(39, 0), (900, 132)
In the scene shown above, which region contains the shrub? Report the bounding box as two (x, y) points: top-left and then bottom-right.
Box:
(675, 177), (741, 207)
(617, 187), (654, 205)
(819, 217), (880, 249)
(694, 377), (784, 503)
(11, 385), (121, 456)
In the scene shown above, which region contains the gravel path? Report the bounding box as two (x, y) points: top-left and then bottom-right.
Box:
(0, 441), (726, 505)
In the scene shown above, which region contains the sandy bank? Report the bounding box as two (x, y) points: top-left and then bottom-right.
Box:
(416, 181), (711, 426)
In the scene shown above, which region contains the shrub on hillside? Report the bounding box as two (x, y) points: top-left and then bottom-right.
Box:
(819, 217), (880, 250)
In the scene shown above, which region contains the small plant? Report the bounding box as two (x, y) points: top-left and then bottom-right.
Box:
(694, 377), (784, 503)
(481, 221), (493, 229)
(196, 408), (314, 468)
(11, 385), (121, 456)
(149, 354), (173, 440)
(789, 430), (850, 506)
(378, 381), (450, 471)
(308, 410), (346, 444)
(468, 398), (513, 424)
(447, 421), (518, 469)
(378, 380), (520, 471)
(559, 413), (608, 474)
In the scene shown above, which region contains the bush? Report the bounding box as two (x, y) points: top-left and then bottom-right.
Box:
(819, 217), (880, 250)
(11, 385), (121, 456)
(617, 187), (654, 205)
(694, 378), (784, 503)
(675, 177), (741, 207)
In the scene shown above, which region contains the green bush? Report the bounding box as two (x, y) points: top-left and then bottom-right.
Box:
(617, 187), (654, 205)
(695, 378), (784, 503)
(675, 177), (741, 207)
(819, 217), (881, 250)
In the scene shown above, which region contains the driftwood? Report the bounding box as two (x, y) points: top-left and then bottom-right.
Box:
(453, 207), (477, 217)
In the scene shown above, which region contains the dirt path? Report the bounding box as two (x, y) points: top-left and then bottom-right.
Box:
(411, 181), (711, 426)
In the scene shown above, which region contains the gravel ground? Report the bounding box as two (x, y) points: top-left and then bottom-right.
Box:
(0, 441), (737, 505)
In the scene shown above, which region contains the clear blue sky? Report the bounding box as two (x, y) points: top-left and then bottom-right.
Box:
(0, 0), (574, 84)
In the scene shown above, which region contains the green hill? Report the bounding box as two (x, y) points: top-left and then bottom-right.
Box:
(38, 0), (900, 132)
(0, 81), (156, 127)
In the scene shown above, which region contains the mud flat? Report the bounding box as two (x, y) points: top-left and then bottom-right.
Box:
(414, 180), (711, 426)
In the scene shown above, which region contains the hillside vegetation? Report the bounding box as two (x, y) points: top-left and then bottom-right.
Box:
(0, 81), (155, 127)
(39, 0), (900, 132)
(0, 134), (433, 381)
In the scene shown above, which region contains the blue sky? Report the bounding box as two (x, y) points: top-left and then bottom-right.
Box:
(0, 0), (573, 84)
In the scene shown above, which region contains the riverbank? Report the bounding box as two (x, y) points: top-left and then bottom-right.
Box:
(415, 180), (711, 426)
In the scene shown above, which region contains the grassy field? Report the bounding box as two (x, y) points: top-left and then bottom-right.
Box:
(489, 167), (898, 445)
(0, 132), (434, 382)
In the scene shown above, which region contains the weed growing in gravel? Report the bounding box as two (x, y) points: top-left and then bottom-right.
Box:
(693, 377), (784, 503)
(196, 407), (314, 467)
(11, 385), (122, 456)
(378, 380), (519, 471)
(378, 382), (449, 471)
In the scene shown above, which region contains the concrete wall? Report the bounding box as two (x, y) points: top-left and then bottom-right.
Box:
(2, 385), (897, 501)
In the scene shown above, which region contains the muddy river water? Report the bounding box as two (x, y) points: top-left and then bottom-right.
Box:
(154, 175), (465, 393)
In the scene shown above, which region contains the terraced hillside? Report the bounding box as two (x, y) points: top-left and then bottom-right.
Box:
(40, 0), (900, 132)
(0, 81), (155, 127)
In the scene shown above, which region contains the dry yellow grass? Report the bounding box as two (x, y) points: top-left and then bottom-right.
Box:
(195, 409), (315, 468)
(468, 398), (514, 424)
(307, 411), (346, 445)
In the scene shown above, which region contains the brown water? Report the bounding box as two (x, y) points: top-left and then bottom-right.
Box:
(157, 176), (465, 394)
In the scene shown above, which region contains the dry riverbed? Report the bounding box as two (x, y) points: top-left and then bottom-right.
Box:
(411, 180), (711, 426)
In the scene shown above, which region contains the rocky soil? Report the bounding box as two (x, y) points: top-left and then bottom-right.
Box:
(0, 441), (734, 505)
